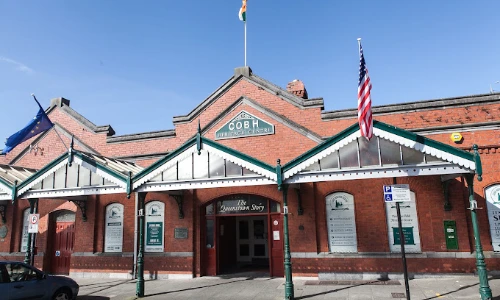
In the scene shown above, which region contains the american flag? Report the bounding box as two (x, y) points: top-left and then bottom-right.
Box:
(357, 40), (373, 140)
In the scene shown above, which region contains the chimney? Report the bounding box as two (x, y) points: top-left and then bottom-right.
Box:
(286, 79), (308, 99)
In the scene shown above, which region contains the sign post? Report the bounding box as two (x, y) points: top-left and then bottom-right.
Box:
(384, 181), (411, 300)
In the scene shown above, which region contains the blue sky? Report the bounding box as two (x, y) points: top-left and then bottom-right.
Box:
(1, 0), (499, 144)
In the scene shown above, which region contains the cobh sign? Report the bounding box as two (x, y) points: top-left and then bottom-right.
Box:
(215, 110), (274, 140)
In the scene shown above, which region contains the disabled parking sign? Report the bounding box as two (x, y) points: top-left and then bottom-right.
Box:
(383, 184), (410, 202)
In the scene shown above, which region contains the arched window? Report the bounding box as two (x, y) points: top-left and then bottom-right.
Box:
(144, 201), (165, 252)
(485, 185), (500, 251)
(105, 203), (124, 252)
(325, 192), (358, 253)
(385, 191), (421, 253)
(20, 208), (30, 252)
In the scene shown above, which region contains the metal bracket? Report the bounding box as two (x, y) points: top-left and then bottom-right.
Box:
(171, 195), (184, 219)
(68, 199), (87, 221)
(441, 180), (452, 211)
(294, 187), (303, 215)
(0, 204), (6, 223)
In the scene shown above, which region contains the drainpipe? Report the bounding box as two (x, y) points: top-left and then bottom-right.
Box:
(133, 192), (138, 278)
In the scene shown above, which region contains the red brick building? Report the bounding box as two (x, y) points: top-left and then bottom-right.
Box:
(0, 66), (499, 281)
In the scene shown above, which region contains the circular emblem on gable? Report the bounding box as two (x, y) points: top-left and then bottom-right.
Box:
(0, 225), (8, 239)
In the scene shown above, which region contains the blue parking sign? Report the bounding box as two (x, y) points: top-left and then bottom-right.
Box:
(384, 185), (392, 193)
(385, 194), (393, 201)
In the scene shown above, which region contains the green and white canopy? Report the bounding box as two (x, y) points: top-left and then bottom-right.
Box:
(282, 121), (479, 184)
(132, 134), (277, 192)
(0, 165), (36, 200)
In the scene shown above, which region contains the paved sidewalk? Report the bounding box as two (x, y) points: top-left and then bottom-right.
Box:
(75, 273), (500, 300)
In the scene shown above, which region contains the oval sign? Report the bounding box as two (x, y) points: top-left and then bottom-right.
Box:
(273, 220), (278, 226)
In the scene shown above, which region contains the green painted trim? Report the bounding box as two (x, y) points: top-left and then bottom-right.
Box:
(132, 136), (198, 182)
(473, 144), (483, 181)
(202, 137), (276, 172)
(0, 177), (12, 190)
(11, 181), (17, 202)
(74, 152), (128, 183)
(374, 121), (474, 161)
(282, 120), (475, 172)
(276, 159), (283, 190)
(17, 152), (68, 191)
(126, 171), (132, 198)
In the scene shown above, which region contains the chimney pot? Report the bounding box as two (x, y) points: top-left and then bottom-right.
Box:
(286, 79), (308, 99)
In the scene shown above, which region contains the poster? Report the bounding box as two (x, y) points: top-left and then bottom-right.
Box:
(21, 209), (29, 252)
(105, 203), (124, 252)
(326, 192), (358, 253)
(385, 191), (421, 253)
(486, 185), (500, 251)
(145, 201), (165, 252)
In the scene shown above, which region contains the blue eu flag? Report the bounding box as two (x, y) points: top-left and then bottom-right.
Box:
(1, 98), (54, 155)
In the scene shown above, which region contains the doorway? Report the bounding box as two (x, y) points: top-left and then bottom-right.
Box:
(203, 195), (283, 277)
(48, 210), (76, 275)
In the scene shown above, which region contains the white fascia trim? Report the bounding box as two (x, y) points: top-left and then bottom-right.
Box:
(74, 156), (127, 189)
(204, 143), (277, 181)
(0, 181), (11, 198)
(283, 131), (360, 180)
(23, 185), (125, 199)
(285, 164), (472, 184)
(373, 127), (475, 170)
(17, 159), (68, 196)
(133, 145), (197, 189)
(137, 176), (276, 192)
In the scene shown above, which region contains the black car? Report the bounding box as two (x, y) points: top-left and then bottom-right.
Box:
(0, 261), (79, 300)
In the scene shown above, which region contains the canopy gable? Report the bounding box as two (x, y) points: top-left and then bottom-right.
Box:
(0, 165), (35, 200)
(132, 135), (277, 192)
(282, 121), (477, 183)
(17, 149), (142, 199)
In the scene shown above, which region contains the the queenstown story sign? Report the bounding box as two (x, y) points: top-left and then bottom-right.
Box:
(215, 111), (274, 140)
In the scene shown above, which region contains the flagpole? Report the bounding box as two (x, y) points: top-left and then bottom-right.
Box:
(357, 37), (361, 55)
(244, 20), (247, 66)
(31, 94), (68, 151)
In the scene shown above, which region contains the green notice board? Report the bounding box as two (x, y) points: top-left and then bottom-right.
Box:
(146, 222), (163, 246)
(444, 220), (458, 250)
(393, 227), (415, 245)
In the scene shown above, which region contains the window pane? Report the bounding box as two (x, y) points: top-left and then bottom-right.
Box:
(178, 154), (193, 180)
(209, 154), (225, 178)
(320, 152), (339, 170)
(226, 160), (242, 177)
(193, 150), (209, 179)
(6, 263), (38, 282)
(240, 244), (249, 256)
(206, 203), (214, 215)
(303, 161), (320, 171)
(242, 167), (257, 176)
(380, 139), (401, 165)
(206, 219), (214, 248)
(339, 141), (359, 168)
(359, 137), (380, 167)
(270, 201), (281, 213)
(402, 147), (425, 165)
(163, 164), (177, 181)
(239, 221), (249, 239)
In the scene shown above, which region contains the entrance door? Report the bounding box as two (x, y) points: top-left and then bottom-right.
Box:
(269, 214), (284, 277)
(51, 221), (75, 275)
(218, 217), (237, 273)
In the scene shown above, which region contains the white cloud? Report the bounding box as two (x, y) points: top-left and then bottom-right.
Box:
(0, 56), (34, 74)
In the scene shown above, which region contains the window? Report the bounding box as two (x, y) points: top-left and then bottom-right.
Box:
(104, 203), (124, 253)
(5, 263), (39, 282)
(325, 192), (358, 253)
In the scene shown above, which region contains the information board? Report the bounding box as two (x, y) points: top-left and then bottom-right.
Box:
(486, 185), (500, 251)
(105, 203), (124, 252)
(145, 201), (165, 252)
(326, 192), (358, 253)
(385, 191), (421, 253)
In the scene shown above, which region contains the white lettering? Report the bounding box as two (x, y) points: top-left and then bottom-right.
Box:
(229, 123), (235, 130)
(236, 122), (242, 129)
(253, 119), (259, 128)
(244, 121), (250, 129)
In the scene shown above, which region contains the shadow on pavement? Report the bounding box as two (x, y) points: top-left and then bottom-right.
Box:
(80, 279), (135, 296)
(142, 276), (265, 298)
(295, 280), (381, 299)
(78, 280), (126, 287)
(77, 297), (110, 300)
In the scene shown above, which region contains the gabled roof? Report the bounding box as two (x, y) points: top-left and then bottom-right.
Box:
(0, 165), (36, 200)
(282, 120), (478, 182)
(132, 132), (277, 191)
(172, 67), (324, 125)
(16, 148), (142, 199)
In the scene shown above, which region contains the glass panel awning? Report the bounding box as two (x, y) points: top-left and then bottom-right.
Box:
(16, 150), (143, 199)
(132, 134), (277, 192)
(0, 165), (36, 200)
(282, 121), (478, 184)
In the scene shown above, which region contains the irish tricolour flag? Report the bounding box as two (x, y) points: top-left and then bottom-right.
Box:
(239, 0), (247, 22)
